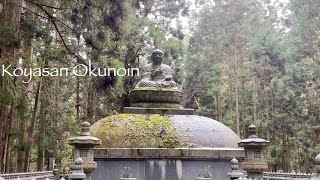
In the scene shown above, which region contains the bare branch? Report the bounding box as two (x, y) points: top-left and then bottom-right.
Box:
(25, 0), (70, 10)
(35, 4), (88, 66)
(9, 2), (48, 19)
(9, 2), (75, 34)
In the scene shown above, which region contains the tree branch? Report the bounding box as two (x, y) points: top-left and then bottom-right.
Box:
(9, 2), (76, 34)
(36, 4), (88, 66)
(25, 0), (70, 10)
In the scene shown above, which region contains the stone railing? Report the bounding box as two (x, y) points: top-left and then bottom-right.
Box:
(262, 172), (313, 180)
(0, 171), (54, 180)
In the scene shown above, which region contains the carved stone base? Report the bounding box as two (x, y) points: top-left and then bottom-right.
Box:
(82, 161), (97, 174)
(130, 102), (183, 109)
(130, 88), (183, 108)
(241, 160), (268, 172)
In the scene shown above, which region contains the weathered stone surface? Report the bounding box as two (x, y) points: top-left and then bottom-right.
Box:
(238, 125), (269, 147)
(82, 162), (97, 173)
(130, 88), (183, 103)
(90, 114), (241, 148)
(227, 158), (244, 179)
(68, 122), (101, 180)
(68, 122), (101, 146)
(238, 125), (269, 180)
(311, 153), (320, 180)
(70, 158), (86, 180)
(135, 49), (177, 89)
(241, 161), (268, 171)
(94, 148), (244, 159)
(123, 107), (194, 115)
(92, 159), (238, 180)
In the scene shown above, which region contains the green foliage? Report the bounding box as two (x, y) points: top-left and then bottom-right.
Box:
(0, 75), (18, 108)
(183, 0), (320, 173)
(0, 26), (20, 48)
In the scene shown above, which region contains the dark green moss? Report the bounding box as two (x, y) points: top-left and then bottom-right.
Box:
(91, 114), (186, 148)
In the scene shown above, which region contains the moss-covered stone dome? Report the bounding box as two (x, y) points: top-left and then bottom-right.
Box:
(90, 113), (240, 148)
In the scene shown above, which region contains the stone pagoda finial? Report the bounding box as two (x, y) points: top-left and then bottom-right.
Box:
(70, 157), (86, 180)
(80, 121), (91, 136)
(228, 158), (244, 179)
(248, 125), (258, 138)
(311, 153), (320, 180)
(231, 158), (239, 170)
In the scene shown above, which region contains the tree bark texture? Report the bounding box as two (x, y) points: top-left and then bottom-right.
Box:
(0, 0), (22, 173)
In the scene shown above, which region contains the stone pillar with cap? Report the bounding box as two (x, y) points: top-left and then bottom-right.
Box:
(68, 122), (101, 180)
(227, 157), (244, 179)
(70, 157), (86, 180)
(238, 125), (269, 180)
(310, 153), (320, 180)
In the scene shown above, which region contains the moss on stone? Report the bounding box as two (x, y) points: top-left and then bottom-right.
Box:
(130, 102), (183, 109)
(91, 114), (187, 148)
(131, 87), (182, 92)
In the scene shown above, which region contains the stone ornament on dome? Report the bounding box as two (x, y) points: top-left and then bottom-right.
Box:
(135, 49), (177, 89)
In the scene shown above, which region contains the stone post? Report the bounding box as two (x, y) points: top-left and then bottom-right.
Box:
(70, 158), (86, 180)
(68, 121), (101, 180)
(310, 153), (320, 180)
(227, 158), (244, 179)
(53, 167), (59, 180)
(238, 125), (269, 180)
(49, 157), (56, 171)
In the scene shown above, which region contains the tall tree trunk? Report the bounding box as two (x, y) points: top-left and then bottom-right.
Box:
(17, 17), (34, 171)
(215, 93), (222, 121)
(87, 79), (94, 123)
(265, 87), (270, 142)
(76, 74), (80, 122)
(253, 77), (257, 122)
(37, 77), (48, 171)
(24, 80), (41, 171)
(17, 116), (27, 172)
(234, 37), (240, 136)
(0, 0), (22, 173)
(4, 107), (14, 173)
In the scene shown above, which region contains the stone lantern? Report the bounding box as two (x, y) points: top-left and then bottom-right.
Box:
(238, 125), (269, 180)
(310, 153), (320, 180)
(69, 121), (101, 180)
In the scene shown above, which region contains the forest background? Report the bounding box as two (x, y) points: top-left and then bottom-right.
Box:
(0, 0), (319, 174)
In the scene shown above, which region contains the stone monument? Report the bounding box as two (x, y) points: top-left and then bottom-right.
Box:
(238, 125), (269, 180)
(90, 49), (245, 180)
(130, 49), (183, 109)
(68, 121), (101, 180)
(136, 49), (177, 89)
